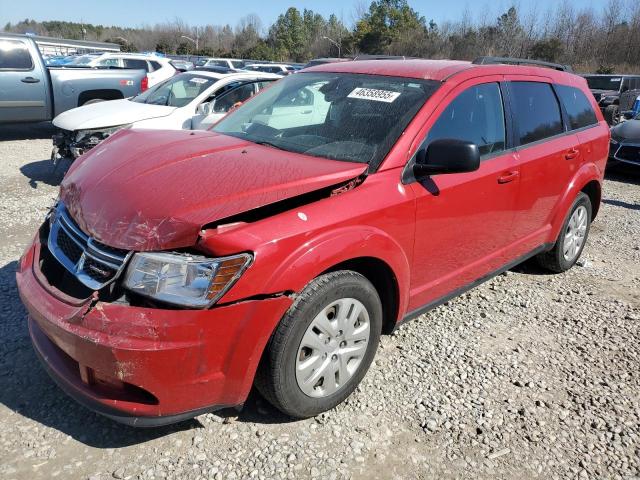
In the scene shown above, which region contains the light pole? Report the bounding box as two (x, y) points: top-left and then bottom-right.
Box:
(322, 36), (341, 58)
(181, 34), (199, 52)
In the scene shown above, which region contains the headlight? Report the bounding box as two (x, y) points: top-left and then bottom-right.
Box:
(123, 252), (252, 308)
(75, 124), (130, 144)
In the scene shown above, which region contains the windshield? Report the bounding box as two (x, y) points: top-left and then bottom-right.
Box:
(131, 73), (216, 107)
(213, 72), (438, 167)
(585, 76), (622, 91)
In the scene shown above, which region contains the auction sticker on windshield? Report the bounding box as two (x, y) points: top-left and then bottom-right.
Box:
(190, 77), (210, 84)
(348, 87), (401, 103)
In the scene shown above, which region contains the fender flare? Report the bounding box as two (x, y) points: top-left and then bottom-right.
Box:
(264, 225), (412, 321)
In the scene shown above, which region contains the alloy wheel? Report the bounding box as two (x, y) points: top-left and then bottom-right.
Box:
(563, 205), (588, 261)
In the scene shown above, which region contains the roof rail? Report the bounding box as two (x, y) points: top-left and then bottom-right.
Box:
(472, 56), (573, 72)
(353, 55), (415, 61)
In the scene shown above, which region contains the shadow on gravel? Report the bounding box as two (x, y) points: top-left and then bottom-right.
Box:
(605, 168), (640, 185)
(602, 198), (640, 211)
(0, 122), (55, 141)
(0, 261), (200, 447)
(20, 159), (71, 189)
(509, 259), (556, 276)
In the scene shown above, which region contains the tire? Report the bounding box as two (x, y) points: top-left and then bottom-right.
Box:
(82, 98), (105, 106)
(536, 192), (592, 273)
(255, 271), (382, 418)
(604, 104), (620, 125)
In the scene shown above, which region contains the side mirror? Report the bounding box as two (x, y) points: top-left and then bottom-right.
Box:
(197, 102), (214, 116)
(414, 139), (480, 177)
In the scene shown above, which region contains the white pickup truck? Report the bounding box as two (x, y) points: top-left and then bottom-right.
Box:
(0, 33), (147, 123)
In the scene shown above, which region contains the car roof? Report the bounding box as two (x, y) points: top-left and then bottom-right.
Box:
(582, 74), (639, 78)
(184, 71), (281, 81)
(100, 53), (170, 62)
(304, 58), (582, 84)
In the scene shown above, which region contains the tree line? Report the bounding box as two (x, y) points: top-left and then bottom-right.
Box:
(4, 0), (640, 72)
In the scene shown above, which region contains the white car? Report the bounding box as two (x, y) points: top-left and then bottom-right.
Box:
(203, 58), (246, 70)
(244, 63), (294, 76)
(51, 71), (280, 160)
(86, 53), (176, 87)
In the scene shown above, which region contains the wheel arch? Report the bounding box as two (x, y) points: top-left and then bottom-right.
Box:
(78, 89), (123, 106)
(322, 257), (400, 335)
(550, 164), (603, 240)
(261, 226), (411, 330)
(581, 179), (601, 220)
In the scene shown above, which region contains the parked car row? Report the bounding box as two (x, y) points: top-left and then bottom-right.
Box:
(0, 33), (147, 124)
(16, 55), (610, 427)
(51, 70), (280, 159)
(583, 74), (640, 125)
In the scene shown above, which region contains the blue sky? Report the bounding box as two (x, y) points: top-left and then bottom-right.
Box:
(0, 0), (613, 30)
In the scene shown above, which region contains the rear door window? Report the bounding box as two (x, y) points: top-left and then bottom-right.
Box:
(424, 82), (506, 158)
(0, 39), (33, 70)
(213, 83), (257, 113)
(510, 82), (563, 145)
(149, 61), (162, 72)
(555, 85), (598, 130)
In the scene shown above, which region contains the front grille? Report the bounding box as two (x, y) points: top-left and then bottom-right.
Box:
(47, 203), (132, 290)
(616, 145), (640, 163)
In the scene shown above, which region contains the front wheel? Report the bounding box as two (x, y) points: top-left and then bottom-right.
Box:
(255, 271), (382, 418)
(536, 192), (592, 273)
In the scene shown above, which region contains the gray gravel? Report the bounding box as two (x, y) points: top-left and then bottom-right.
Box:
(0, 126), (639, 480)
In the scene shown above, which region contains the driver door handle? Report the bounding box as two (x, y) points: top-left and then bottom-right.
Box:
(565, 148), (580, 160)
(497, 171), (519, 184)
(21, 77), (40, 83)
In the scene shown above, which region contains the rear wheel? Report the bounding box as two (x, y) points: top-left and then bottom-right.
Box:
(537, 192), (592, 273)
(82, 98), (105, 106)
(255, 271), (382, 418)
(605, 104), (620, 125)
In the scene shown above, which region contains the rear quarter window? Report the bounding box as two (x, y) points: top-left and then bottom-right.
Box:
(123, 59), (149, 71)
(555, 85), (598, 130)
(510, 82), (564, 145)
(0, 39), (33, 70)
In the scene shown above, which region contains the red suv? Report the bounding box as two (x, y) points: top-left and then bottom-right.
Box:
(17, 59), (609, 426)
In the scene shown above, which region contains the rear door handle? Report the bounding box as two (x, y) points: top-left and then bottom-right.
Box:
(498, 171), (519, 184)
(565, 148), (580, 160)
(21, 77), (40, 83)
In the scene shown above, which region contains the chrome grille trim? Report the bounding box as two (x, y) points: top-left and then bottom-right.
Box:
(47, 203), (132, 290)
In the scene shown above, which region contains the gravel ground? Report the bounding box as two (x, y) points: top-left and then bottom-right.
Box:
(0, 125), (639, 480)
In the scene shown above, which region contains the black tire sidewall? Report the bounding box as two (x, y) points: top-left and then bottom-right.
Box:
(274, 273), (382, 418)
(555, 193), (592, 271)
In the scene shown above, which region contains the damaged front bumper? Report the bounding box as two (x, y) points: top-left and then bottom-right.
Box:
(52, 126), (129, 162)
(16, 234), (293, 426)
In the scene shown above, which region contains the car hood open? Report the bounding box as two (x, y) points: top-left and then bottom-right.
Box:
(60, 129), (367, 251)
(52, 99), (176, 131)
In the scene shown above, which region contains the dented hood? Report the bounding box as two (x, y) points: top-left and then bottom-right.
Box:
(52, 99), (175, 131)
(60, 129), (367, 250)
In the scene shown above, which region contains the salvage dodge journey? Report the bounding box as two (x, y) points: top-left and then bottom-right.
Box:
(17, 58), (609, 426)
